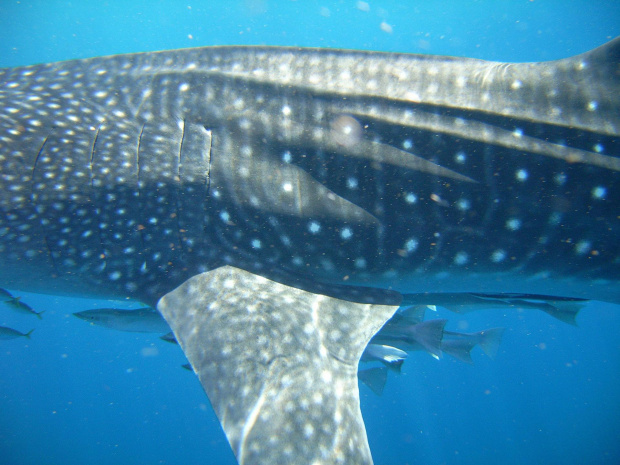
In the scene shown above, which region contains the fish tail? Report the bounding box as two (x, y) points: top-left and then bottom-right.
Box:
(24, 329), (34, 339)
(441, 339), (476, 364)
(407, 318), (447, 359)
(478, 327), (506, 359)
(385, 358), (405, 373)
(358, 367), (389, 396)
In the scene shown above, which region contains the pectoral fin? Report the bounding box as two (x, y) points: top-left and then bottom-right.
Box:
(157, 265), (398, 465)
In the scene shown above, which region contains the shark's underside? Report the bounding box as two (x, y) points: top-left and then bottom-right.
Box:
(0, 38), (618, 464)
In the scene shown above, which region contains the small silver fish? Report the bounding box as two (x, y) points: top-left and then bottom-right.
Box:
(73, 307), (170, 333)
(0, 325), (34, 340)
(0, 287), (15, 301)
(4, 298), (43, 319)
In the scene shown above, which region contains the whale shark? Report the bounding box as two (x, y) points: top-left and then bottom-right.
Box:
(0, 37), (618, 464)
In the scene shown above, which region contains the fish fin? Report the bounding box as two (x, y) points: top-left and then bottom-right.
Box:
(540, 301), (585, 326)
(406, 318), (447, 359)
(159, 332), (178, 344)
(210, 132), (379, 225)
(397, 305), (426, 325)
(157, 265), (397, 465)
(496, 295), (587, 326)
(441, 338), (477, 365)
(477, 327), (506, 359)
(36, 310), (44, 320)
(385, 358), (405, 373)
(24, 329), (34, 339)
(365, 344), (407, 373)
(358, 367), (389, 396)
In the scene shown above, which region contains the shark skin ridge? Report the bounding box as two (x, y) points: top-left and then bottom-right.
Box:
(0, 38), (619, 464)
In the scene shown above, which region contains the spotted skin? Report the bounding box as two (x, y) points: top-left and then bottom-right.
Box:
(158, 266), (398, 465)
(0, 42), (618, 305)
(0, 40), (619, 464)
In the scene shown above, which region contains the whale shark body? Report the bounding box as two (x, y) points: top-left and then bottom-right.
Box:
(1, 38), (618, 464)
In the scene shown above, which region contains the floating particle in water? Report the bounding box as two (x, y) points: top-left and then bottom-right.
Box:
(356, 1), (370, 12)
(380, 22), (393, 34)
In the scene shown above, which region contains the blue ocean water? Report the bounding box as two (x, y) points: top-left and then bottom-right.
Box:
(0, 1), (619, 464)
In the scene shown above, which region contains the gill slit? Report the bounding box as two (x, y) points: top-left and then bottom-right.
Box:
(89, 123), (108, 272)
(136, 123), (147, 255)
(174, 119), (187, 254)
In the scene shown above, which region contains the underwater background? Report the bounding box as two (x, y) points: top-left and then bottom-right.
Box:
(0, 1), (619, 464)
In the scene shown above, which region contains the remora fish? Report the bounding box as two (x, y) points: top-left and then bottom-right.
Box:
(73, 307), (171, 333)
(372, 318), (448, 359)
(0, 287), (16, 301)
(3, 297), (44, 319)
(0, 38), (618, 464)
(0, 325), (34, 340)
(443, 328), (506, 362)
(401, 292), (590, 325)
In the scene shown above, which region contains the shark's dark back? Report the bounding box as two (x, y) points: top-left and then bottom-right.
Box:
(0, 40), (618, 304)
